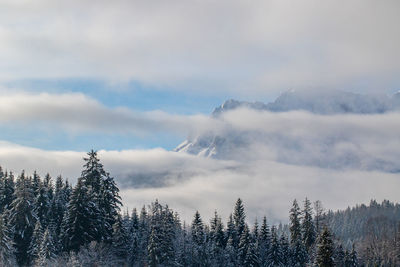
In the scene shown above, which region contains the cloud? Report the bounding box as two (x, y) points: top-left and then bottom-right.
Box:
(0, 106), (400, 223)
(0, 0), (399, 94)
(0, 92), (215, 135)
(0, 140), (398, 224)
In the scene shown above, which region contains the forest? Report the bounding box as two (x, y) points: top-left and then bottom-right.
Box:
(0, 151), (399, 266)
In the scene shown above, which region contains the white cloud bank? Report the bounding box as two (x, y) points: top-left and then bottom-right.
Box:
(0, 0), (399, 94)
(0, 92), (216, 135)
(0, 100), (399, 222)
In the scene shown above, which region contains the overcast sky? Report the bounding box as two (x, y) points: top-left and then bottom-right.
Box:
(0, 0), (399, 222)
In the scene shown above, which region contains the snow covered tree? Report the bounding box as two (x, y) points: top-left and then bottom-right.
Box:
(63, 178), (101, 251)
(0, 213), (15, 266)
(290, 199), (302, 245)
(0, 172), (15, 213)
(245, 240), (260, 267)
(290, 239), (308, 266)
(238, 224), (250, 265)
(210, 211), (225, 249)
(36, 228), (56, 266)
(191, 210), (208, 266)
(280, 234), (290, 266)
(315, 227), (334, 267)
(233, 198), (246, 247)
(267, 226), (283, 266)
(79, 150), (121, 243)
(28, 221), (44, 262)
(302, 198), (316, 251)
(10, 171), (36, 266)
(34, 182), (50, 228)
(112, 215), (129, 263)
(259, 216), (271, 264)
(334, 244), (345, 266)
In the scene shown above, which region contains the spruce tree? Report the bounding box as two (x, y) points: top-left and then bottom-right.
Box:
(315, 227), (334, 267)
(302, 198), (316, 251)
(238, 224), (250, 265)
(28, 221), (44, 262)
(233, 198), (246, 247)
(63, 178), (100, 251)
(37, 228), (56, 266)
(0, 213), (15, 266)
(10, 171), (36, 266)
(80, 150), (121, 243)
(290, 199), (302, 244)
(267, 226), (283, 266)
(34, 182), (50, 228)
(112, 215), (129, 262)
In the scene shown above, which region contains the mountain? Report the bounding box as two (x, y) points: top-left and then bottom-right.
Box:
(174, 90), (400, 172)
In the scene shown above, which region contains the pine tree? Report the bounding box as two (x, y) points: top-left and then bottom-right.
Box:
(28, 221), (44, 262)
(233, 198), (246, 247)
(148, 228), (159, 267)
(259, 216), (271, 265)
(79, 150), (121, 243)
(290, 199), (302, 245)
(315, 227), (334, 267)
(210, 211), (225, 249)
(63, 178), (100, 251)
(302, 198), (316, 251)
(267, 226), (283, 266)
(281, 234), (291, 266)
(290, 239), (308, 266)
(245, 240), (260, 267)
(238, 224), (250, 265)
(191, 210), (207, 266)
(37, 228), (56, 266)
(334, 244), (346, 266)
(34, 182), (50, 228)
(0, 213), (16, 266)
(10, 171), (36, 266)
(0, 172), (15, 213)
(112, 215), (129, 262)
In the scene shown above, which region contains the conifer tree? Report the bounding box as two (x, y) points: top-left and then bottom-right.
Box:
(0, 213), (15, 266)
(245, 240), (260, 267)
(259, 216), (271, 264)
(28, 221), (44, 262)
(315, 227), (334, 267)
(334, 244), (346, 266)
(210, 211), (225, 249)
(267, 226), (283, 266)
(302, 198), (316, 251)
(112, 215), (129, 262)
(37, 228), (56, 266)
(290, 199), (302, 244)
(63, 178), (100, 251)
(34, 182), (50, 228)
(10, 171), (36, 266)
(233, 198), (246, 247)
(238, 224), (250, 265)
(0, 172), (15, 213)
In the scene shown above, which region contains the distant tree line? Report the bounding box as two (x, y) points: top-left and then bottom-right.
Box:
(0, 151), (399, 266)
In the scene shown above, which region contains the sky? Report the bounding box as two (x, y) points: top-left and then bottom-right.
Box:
(0, 0), (400, 222)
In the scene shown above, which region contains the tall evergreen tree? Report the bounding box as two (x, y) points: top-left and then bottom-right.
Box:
(112, 215), (129, 262)
(79, 150), (121, 242)
(28, 221), (44, 263)
(233, 198), (246, 247)
(63, 178), (100, 251)
(267, 226), (283, 266)
(238, 224), (251, 265)
(302, 198), (316, 251)
(0, 213), (15, 266)
(37, 228), (56, 266)
(315, 227), (334, 267)
(290, 199), (302, 244)
(10, 171), (36, 266)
